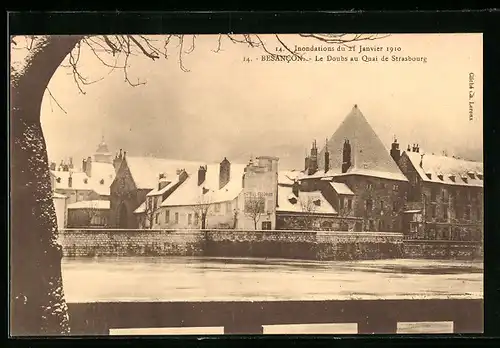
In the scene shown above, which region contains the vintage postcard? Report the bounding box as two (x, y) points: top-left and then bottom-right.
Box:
(10, 33), (483, 336)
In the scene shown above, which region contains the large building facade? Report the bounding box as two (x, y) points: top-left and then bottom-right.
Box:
(397, 147), (483, 241)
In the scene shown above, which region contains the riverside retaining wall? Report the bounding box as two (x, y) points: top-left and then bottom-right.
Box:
(58, 229), (482, 260)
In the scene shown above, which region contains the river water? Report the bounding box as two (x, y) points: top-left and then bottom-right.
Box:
(62, 256), (483, 335)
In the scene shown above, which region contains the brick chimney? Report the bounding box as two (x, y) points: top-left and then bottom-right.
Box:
(341, 139), (352, 173)
(198, 165), (207, 186)
(85, 156), (92, 177)
(390, 137), (401, 164)
(158, 173), (171, 191)
(324, 138), (330, 173)
(219, 157), (231, 189)
(292, 180), (300, 197)
(82, 158), (86, 172)
(68, 172), (73, 188)
(69, 157), (74, 169)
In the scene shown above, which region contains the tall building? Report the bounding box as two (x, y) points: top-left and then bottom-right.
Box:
(291, 105), (409, 232)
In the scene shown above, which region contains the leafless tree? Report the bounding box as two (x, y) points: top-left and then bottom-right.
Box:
(192, 193), (213, 230)
(83, 201), (102, 227)
(140, 197), (162, 229)
(299, 196), (320, 230)
(244, 195), (266, 230)
(9, 32), (389, 335)
(336, 203), (353, 231)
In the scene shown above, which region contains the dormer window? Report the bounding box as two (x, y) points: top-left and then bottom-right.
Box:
(83, 178), (88, 184)
(313, 199), (321, 206)
(100, 179), (104, 185)
(477, 173), (483, 180)
(288, 196), (298, 204)
(425, 172), (432, 180)
(56, 177), (61, 183)
(467, 171), (475, 180)
(449, 175), (456, 182)
(462, 175), (468, 184)
(437, 173), (443, 181)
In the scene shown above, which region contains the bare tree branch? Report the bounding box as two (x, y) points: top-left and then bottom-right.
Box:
(46, 88), (67, 114)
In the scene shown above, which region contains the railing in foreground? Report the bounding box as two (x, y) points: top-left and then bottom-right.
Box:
(67, 298), (483, 335)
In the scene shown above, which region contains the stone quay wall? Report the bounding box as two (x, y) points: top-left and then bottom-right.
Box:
(58, 229), (482, 260)
(58, 229), (403, 260)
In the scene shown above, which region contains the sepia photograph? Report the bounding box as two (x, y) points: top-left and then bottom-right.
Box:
(10, 32), (483, 336)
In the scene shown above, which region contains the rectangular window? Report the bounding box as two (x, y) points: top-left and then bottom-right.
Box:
(165, 210), (170, 223)
(188, 213), (192, 225)
(365, 199), (373, 212)
(443, 206), (448, 221)
(380, 200), (384, 211)
(339, 197), (345, 209)
(214, 203), (220, 213)
(393, 201), (397, 212)
(194, 212), (199, 226)
(464, 206), (471, 220)
(476, 207), (481, 221)
(226, 202), (231, 213)
(347, 199), (352, 210)
(155, 213), (159, 224)
(175, 212), (179, 224)
(431, 205), (436, 218)
(430, 187), (437, 202)
(367, 183), (373, 190)
(442, 189), (447, 202)
(393, 184), (399, 191)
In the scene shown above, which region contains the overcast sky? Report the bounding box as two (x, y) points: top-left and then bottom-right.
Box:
(21, 33), (483, 170)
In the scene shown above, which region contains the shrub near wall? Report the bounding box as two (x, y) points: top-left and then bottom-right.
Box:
(403, 240), (483, 261)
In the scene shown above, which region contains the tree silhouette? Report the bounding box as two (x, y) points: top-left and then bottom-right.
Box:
(191, 192), (214, 230)
(10, 33), (388, 335)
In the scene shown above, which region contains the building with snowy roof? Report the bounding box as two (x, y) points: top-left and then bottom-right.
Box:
(397, 146), (483, 241)
(134, 156), (279, 230)
(66, 200), (111, 228)
(295, 105), (409, 232)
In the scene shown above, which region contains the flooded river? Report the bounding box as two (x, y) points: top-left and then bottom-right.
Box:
(62, 256), (483, 334)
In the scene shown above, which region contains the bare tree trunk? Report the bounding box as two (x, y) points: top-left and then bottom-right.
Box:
(10, 35), (83, 335)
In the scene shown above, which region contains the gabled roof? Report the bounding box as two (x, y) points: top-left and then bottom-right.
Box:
(405, 151), (483, 188)
(310, 105), (407, 182)
(146, 178), (180, 197)
(124, 156), (204, 190)
(67, 200), (110, 210)
(278, 170), (301, 185)
(277, 185), (337, 215)
(160, 163), (247, 207)
(330, 182), (355, 195)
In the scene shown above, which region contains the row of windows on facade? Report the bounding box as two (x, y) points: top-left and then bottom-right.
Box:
(428, 186), (482, 203)
(148, 200), (232, 214)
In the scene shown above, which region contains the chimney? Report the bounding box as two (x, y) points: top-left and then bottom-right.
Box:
(158, 173), (170, 191)
(324, 138), (330, 173)
(304, 156), (310, 172)
(416, 144), (420, 153)
(50, 162), (56, 171)
(82, 159), (86, 172)
(198, 165), (207, 186)
(307, 140), (318, 175)
(407, 144), (411, 152)
(292, 180), (300, 197)
(341, 139), (352, 174)
(68, 172), (73, 188)
(69, 157), (73, 169)
(390, 137), (401, 163)
(219, 157), (231, 189)
(85, 156), (92, 177)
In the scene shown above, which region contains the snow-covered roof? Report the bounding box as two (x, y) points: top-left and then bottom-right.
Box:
(278, 170), (301, 185)
(310, 105), (407, 182)
(160, 163), (247, 207)
(405, 151), (483, 188)
(277, 186), (337, 215)
(301, 167), (408, 182)
(330, 182), (355, 195)
(125, 156), (204, 190)
(67, 200), (110, 210)
(52, 192), (67, 199)
(51, 170), (94, 191)
(134, 201), (146, 214)
(146, 177), (180, 197)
